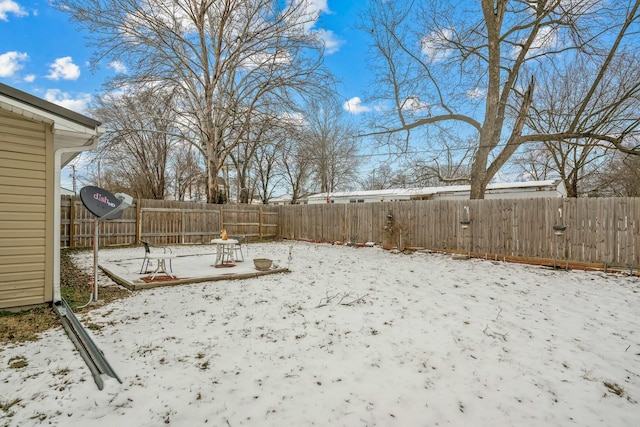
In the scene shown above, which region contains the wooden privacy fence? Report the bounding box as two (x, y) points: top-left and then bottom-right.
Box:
(60, 196), (279, 248)
(61, 196), (640, 270)
(277, 197), (640, 271)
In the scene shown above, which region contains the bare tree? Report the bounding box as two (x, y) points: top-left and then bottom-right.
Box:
(170, 143), (206, 201)
(228, 110), (282, 204)
(408, 130), (476, 187)
(299, 98), (360, 193)
(55, 0), (333, 203)
(90, 86), (178, 199)
(250, 108), (316, 204)
(588, 150), (640, 196)
(362, 164), (396, 190)
(510, 146), (556, 182)
(279, 130), (313, 204)
(361, 164), (417, 190)
(523, 56), (640, 196)
(253, 138), (284, 204)
(361, 0), (640, 199)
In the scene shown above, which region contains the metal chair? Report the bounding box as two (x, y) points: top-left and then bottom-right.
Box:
(140, 240), (173, 274)
(232, 235), (245, 262)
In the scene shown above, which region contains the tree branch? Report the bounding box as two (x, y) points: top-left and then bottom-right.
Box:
(359, 114), (482, 138)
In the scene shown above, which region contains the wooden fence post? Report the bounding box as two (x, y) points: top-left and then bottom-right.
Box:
(69, 197), (76, 248)
(181, 210), (185, 244)
(259, 206), (263, 239)
(136, 199), (141, 244)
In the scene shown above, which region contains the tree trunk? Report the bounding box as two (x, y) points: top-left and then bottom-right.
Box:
(469, 129), (493, 199)
(207, 157), (225, 204)
(565, 176), (579, 198)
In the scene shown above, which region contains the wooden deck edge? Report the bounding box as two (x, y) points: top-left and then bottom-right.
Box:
(99, 265), (290, 291)
(98, 265), (136, 291)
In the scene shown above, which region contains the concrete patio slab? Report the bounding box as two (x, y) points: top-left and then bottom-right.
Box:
(98, 253), (289, 291)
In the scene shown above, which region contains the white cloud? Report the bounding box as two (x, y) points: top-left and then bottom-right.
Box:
(305, 2), (343, 55)
(298, 0), (330, 26)
(466, 87), (486, 99)
(23, 73), (35, 82)
(305, 0), (329, 13)
(292, 0), (344, 54)
(420, 28), (454, 62)
(529, 26), (559, 54)
(44, 89), (91, 114)
(108, 60), (128, 73)
(316, 28), (344, 55)
(0, 51), (28, 77)
(343, 97), (372, 114)
(281, 0), (329, 33)
(401, 95), (430, 112)
(280, 111), (307, 127)
(373, 102), (389, 113)
(513, 26), (560, 59)
(0, 0), (27, 21)
(46, 57), (81, 80)
(239, 48), (293, 70)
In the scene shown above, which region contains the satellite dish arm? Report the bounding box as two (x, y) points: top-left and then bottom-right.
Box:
(99, 192), (133, 220)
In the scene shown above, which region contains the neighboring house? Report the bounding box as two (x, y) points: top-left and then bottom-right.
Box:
(267, 194), (291, 205)
(306, 180), (567, 204)
(0, 83), (103, 310)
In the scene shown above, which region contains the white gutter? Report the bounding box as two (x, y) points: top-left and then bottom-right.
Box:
(52, 134), (101, 302)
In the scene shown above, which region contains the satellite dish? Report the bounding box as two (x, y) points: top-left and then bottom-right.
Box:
(79, 186), (124, 220)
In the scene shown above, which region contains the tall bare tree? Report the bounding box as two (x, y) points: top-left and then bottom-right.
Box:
(279, 129), (313, 204)
(228, 110), (280, 204)
(55, 0), (333, 203)
(90, 86), (178, 199)
(253, 138), (283, 204)
(523, 55), (640, 196)
(589, 151), (640, 196)
(361, 0), (640, 199)
(510, 145), (556, 182)
(170, 143), (206, 201)
(300, 98), (360, 193)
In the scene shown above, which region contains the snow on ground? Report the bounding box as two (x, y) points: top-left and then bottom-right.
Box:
(1, 241), (639, 427)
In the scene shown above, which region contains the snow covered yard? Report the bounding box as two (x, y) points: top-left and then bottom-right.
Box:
(1, 241), (639, 426)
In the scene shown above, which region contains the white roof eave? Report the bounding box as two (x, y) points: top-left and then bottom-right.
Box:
(0, 96), (103, 150)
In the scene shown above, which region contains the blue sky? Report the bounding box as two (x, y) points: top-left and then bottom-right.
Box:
(0, 0), (374, 117)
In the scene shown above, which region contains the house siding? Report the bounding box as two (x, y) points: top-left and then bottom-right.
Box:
(0, 109), (49, 309)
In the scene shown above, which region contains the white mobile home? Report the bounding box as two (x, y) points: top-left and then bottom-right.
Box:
(306, 180), (567, 204)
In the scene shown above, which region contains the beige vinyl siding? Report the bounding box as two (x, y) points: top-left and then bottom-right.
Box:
(0, 109), (49, 309)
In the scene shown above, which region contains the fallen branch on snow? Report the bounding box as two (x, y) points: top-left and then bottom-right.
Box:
(316, 291), (369, 308)
(483, 324), (508, 341)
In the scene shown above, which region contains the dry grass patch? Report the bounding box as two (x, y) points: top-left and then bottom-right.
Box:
(0, 249), (130, 345)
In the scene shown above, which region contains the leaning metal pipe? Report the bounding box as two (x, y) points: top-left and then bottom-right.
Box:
(53, 299), (121, 390)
